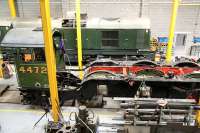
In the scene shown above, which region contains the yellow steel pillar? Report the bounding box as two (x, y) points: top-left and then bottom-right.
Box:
(76, 0), (83, 79)
(8, 0), (17, 18)
(197, 99), (200, 126)
(166, 0), (180, 64)
(39, 0), (60, 122)
(0, 53), (3, 78)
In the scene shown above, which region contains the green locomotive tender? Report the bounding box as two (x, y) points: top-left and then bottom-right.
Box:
(0, 18), (153, 104)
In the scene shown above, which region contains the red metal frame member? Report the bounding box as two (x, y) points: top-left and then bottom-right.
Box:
(88, 66), (200, 76)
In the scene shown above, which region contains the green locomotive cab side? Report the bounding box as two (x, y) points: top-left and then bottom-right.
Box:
(16, 48), (48, 90)
(1, 28), (49, 91)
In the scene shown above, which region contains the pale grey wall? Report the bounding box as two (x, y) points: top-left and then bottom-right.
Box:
(15, 0), (63, 18)
(0, 0), (10, 18)
(0, 0), (200, 37)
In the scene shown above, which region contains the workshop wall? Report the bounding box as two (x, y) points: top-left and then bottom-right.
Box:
(0, 0), (10, 18)
(0, 0), (200, 52)
(0, 0), (200, 35)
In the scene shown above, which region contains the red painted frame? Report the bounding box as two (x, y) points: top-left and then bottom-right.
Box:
(88, 66), (200, 76)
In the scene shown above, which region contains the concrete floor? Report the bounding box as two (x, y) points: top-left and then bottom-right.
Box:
(0, 103), (126, 133)
(0, 104), (48, 133)
(0, 74), (20, 104)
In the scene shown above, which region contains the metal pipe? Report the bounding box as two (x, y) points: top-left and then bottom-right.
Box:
(39, 0), (60, 122)
(126, 109), (191, 114)
(121, 103), (194, 109)
(166, 0), (180, 64)
(113, 97), (196, 103)
(76, 0), (83, 79)
(139, 0), (143, 17)
(8, 0), (17, 18)
(0, 51), (4, 78)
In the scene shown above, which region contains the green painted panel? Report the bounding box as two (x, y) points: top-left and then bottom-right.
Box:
(16, 63), (48, 89)
(120, 29), (137, 49)
(136, 29), (150, 49)
(62, 29), (76, 49)
(94, 29), (102, 49)
(82, 29), (98, 49)
(98, 29), (121, 49)
(62, 29), (100, 49)
(145, 29), (151, 49)
(60, 28), (150, 51)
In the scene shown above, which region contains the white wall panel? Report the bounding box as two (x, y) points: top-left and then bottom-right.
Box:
(0, 0), (200, 37)
(0, 0), (11, 18)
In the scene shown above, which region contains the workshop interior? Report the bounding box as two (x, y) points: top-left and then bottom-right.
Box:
(1, 0), (200, 133)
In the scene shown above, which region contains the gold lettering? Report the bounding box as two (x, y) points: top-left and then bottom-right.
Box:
(27, 67), (33, 73)
(41, 67), (47, 73)
(19, 67), (26, 73)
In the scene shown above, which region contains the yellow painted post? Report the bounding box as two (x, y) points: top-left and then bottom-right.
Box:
(75, 0), (83, 79)
(197, 99), (200, 126)
(166, 0), (180, 64)
(0, 54), (3, 78)
(39, 0), (60, 122)
(8, 0), (17, 18)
